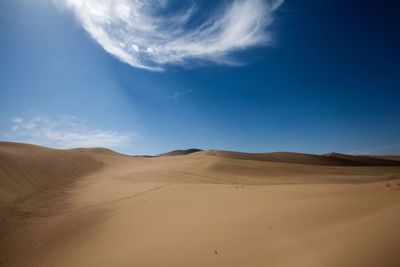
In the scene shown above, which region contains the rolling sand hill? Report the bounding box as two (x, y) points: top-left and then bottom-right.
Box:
(157, 148), (203, 156)
(1, 142), (400, 266)
(205, 150), (400, 166)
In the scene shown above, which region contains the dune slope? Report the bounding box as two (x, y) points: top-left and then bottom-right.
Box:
(1, 142), (400, 267)
(0, 142), (104, 206)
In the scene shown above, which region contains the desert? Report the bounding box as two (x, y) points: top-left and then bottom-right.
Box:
(1, 141), (400, 266)
(2, 0), (400, 266)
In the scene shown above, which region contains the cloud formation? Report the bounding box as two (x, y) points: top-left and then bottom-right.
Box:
(55, 0), (283, 70)
(2, 115), (136, 149)
(167, 89), (193, 100)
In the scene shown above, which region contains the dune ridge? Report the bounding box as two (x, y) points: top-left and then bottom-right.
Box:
(203, 150), (400, 166)
(1, 142), (400, 267)
(157, 148), (203, 156)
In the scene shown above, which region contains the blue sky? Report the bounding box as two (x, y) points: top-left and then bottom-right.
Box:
(0, 0), (399, 155)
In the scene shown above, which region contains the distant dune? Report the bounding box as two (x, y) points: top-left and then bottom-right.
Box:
(374, 155), (400, 162)
(69, 147), (129, 157)
(203, 150), (400, 166)
(1, 142), (400, 267)
(158, 148), (203, 156)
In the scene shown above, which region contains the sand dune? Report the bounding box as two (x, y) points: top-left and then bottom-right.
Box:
(1, 142), (400, 266)
(204, 150), (400, 166)
(157, 148), (203, 156)
(375, 155), (400, 162)
(0, 142), (103, 206)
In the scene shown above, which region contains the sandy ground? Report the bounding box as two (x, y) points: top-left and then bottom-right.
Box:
(1, 142), (400, 266)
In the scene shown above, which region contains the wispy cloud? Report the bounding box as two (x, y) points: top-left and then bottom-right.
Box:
(167, 89), (193, 100)
(1, 115), (137, 149)
(54, 0), (283, 71)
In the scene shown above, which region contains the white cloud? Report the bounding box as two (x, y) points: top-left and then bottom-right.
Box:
(54, 0), (283, 70)
(2, 115), (137, 149)
(167, 89), (193, 100)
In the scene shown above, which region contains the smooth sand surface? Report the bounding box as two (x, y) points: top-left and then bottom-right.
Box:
(1, 142), (400, 266)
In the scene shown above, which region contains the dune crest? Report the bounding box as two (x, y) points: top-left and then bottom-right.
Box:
(158, 148), (203, 156)
(1, 142), (400, 267)
(203, 150), (400, 166)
